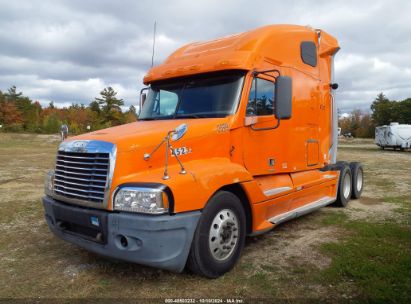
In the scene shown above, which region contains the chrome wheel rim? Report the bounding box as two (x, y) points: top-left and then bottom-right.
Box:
(209, 209), (239, 261)
(343, 173), (351, 199)
(357, 169), (363, 192)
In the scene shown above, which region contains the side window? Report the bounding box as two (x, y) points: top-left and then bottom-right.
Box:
(246, 78), (275, 116)
(300, 41), (317, 67)
(153, 90), (179, 116)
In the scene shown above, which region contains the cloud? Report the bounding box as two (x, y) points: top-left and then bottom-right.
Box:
(0, 0), (410, 112)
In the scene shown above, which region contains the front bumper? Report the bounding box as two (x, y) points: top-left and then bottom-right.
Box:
(43, 196), (201, 272)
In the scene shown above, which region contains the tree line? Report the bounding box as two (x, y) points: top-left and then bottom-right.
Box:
(0, 86), (137, 134)
(0, 87), (410, 138)
(339, 93), (411, 138)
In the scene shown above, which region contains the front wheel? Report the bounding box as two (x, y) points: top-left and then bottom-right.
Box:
(187, 191), (246, 278)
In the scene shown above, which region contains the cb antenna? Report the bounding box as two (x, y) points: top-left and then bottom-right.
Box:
(151, 21), (157, 68)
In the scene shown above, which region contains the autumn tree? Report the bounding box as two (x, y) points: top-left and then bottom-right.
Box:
(339, 109), (375, 138)
(0, 100), (24, 131)
(123, 105), (138, 123)
(0, 87), (25, 131)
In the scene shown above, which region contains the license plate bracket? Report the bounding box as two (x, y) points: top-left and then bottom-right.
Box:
(52, 202), (108, 244)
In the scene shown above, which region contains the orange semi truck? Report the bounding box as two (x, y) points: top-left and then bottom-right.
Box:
(43, 25), (364, 278)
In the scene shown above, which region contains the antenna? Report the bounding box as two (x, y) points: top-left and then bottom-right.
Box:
(151, 21), (157, 68)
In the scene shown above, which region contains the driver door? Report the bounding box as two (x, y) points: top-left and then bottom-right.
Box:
(243, 77), (281, 175)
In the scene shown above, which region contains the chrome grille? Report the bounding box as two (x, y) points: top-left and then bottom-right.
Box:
(54, 151), (110, 203)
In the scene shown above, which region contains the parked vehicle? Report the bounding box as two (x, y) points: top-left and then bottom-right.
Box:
(375, 123), (411, 151)
(43, 25), (364, 278)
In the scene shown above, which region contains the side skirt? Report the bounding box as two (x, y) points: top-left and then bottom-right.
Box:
(268, 196), (336, 225)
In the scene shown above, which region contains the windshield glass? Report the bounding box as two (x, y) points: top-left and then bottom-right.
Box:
(139, 71), (245, 120)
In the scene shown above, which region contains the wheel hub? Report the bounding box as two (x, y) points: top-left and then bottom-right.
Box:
(209, 209), (239, 261)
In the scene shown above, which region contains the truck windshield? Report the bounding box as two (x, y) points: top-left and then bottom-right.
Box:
(139, 71), (245, 120)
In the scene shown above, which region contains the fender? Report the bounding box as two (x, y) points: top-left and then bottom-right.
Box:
(110, 157), (253, 213)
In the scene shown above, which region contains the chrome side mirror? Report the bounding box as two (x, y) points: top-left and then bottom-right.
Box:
(139, 87), (149, 116)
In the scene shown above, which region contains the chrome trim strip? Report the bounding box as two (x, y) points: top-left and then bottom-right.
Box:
(54, 174), (106, 183)
(56, 159), (109, 166)
(54, 178), (106, 189)
(54, 190), (105, 201)
(329, 54), (338, 164)
(51, 140), (117, 209)
(263, 186), (292, 197)
(268, 196), (335, 225)
(54, 184), (106, 195)
(57, 155), (109, 160)
(54, 169), (107, 177)
(56, 164), (108, 171)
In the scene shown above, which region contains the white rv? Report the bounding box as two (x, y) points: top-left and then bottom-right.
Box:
(375, 123), (411, 150)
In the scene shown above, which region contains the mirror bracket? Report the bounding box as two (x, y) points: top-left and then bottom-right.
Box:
(250, 118), (281, 131)
(248, 73), (292, 131)
(249, 69), (281, 131)
(252, 69), (281, 81)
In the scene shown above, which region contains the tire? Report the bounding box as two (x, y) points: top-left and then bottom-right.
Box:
(333, 165), (352, 207)
(336, 161), (349, 168)
(350, 162), (364, 199)
(187, 191), (246, 278)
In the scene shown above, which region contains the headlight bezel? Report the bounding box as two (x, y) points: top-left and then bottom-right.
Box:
(113, 183), (174, 215)
(44, 169), (55, 197)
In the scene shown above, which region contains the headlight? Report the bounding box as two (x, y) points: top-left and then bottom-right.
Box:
(44, 170), (55, 196)
(113, 187), (169, 214)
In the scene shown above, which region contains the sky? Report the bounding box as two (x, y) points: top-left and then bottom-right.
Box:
(0, 0), (410, 113)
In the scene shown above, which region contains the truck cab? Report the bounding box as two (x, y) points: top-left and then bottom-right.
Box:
(43, 25), (364, 278)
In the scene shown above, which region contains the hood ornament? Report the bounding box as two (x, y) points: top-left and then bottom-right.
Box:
(171, 123), (187, 141)
(144, 124), (188, 180)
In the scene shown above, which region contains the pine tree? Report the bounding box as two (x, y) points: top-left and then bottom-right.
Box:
(93, 87), (124, 124)
(89, 100), (101, 113)
(5, 85), (22, 102)
(128, 105), (137, 115)
(371, 93), (392, 126)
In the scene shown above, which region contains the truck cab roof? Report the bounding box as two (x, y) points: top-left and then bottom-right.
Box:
(144, 24), (339, 84)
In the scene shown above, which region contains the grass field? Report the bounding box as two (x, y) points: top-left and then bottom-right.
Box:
(0, 133), (410, 303)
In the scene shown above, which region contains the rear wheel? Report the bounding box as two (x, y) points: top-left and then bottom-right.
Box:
(336, 160), (349, 167)
(187, 191), (246, 278)
(334, 165), (352, 207)
(350, 162), (364, 199)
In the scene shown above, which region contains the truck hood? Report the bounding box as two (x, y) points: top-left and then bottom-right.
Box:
(67, 118), (233, 181)
(69, 118), (231, 153)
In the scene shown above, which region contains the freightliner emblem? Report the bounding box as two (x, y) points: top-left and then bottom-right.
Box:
(171, 123), (188, 141)
(71, 141), (88, 152)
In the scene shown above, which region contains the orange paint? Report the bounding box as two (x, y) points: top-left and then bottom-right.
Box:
(70, 25), (341, 234)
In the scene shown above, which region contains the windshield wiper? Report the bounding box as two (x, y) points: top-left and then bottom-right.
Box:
(175, 114), (202, 119)
(139, 117), (169, 121)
